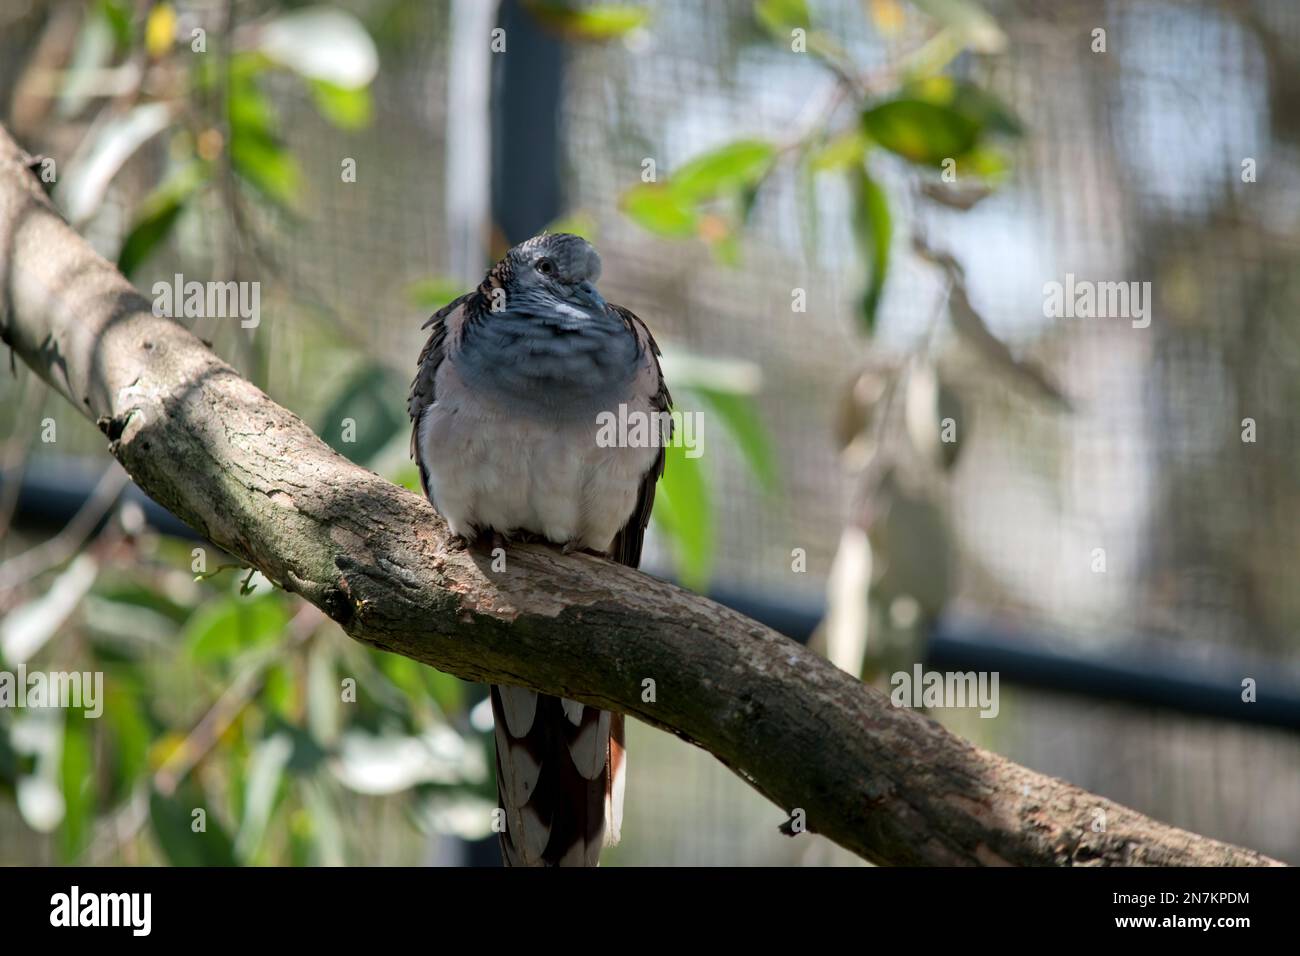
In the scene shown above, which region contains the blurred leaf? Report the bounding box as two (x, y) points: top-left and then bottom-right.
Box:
(299, 776), (346, 865)
(261, 662), (296, 719)
(308, 643), (341, 746)
(959, 145), (1010, 180)
(149, 781), (238, 866)
(118, 161), (206, 279)
(524, 2), (650, 39)
(0, 720), (16, 786)
(906, 76), (1023, 137)
(621, 183), (697, 237)
(15, 716), (64, 832)
(104, 679), (152, 802)
(144, 3), (177, 58)
(809, 129), (868, 173)
(58, 709), (93, 860)
(184, 593), (288, 664)
(863, 99), (980, 166)
(97, 0), (133, 50)
(1, 554), (99, 666)
(671, 140), (776, 203)
(850, 166), (891, 334)
(91, 579), (193, 625)
(820, 523), (872, 676)
(234, 731), (293, 862)
(257, 7), (378, 88)
(230, 128), (300, 208)
(310, 79), (372, 129)
(658, 349), (761, 395)
(228, 69), (300, 207)
(318, 363), (408, 466)
(910, 0), (1007, 54)
(410, 789), (497, 840)
(332, 727), (482, 795)
(687, 387), (779, 492)
(407, 277), (466, 312)
(62, 102), (176, 223)
(654, 440), (712, 590)
(58, 4), (116, 118)
(755, 0), (811, 35)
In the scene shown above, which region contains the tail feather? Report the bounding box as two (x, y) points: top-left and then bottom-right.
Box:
(605, 713), (625, 847)
(491, 686), (618, 866)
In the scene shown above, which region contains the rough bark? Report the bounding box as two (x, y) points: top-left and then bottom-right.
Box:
(0, 125), (1281, 866)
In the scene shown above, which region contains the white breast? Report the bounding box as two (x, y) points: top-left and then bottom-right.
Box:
(417, 364), (660, 552)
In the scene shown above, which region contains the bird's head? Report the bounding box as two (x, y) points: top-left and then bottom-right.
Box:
(495, 233), (607, 316)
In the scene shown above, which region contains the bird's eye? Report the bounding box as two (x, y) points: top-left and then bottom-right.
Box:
(536, 258), (556, 277)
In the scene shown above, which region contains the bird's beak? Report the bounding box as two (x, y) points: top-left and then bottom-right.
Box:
(572, 280), (606, 312)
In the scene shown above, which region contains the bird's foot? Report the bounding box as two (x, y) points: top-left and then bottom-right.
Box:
(561, 540), (607, 558)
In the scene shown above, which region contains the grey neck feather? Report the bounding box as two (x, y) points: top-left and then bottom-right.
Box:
(455, 303), (639, 420)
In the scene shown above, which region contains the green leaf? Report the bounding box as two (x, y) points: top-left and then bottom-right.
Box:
(851, 166), (891, 334)
(58, 709), (94, 861)
(183, 593), (288, 664)
(317, 363), (409, 466)
(754, 0), (811, 35)
(654, 439), (712, 591)
(149, 782), (238, 866)
(97, 0), (134, 50)
(230, 129), (300, 208)
(104, 679), (153, 802)
(809, 129), (869, 173)
(117, 161), (206, 279)
(620, 183), (698, 238)
(957, 145), (1010, 181)
(92, 579), (194, 624)
(688, 388), (779, 493)
(228, 69), (300, 207)
(310, 79), (372, 129)
(905, 77), (1023, 137)
(671, 140), (776, 204)
(524, 2), (650, 40)
(862, 99), (980, 166)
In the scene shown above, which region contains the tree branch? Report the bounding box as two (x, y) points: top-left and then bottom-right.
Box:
(0, 124), (1280, 866)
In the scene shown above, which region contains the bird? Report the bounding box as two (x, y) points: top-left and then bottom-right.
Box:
(407, 233), (670, 866)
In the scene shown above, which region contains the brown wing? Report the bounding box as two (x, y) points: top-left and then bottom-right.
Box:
(408, 293), (471, 501)
(607, 303), (672, 569)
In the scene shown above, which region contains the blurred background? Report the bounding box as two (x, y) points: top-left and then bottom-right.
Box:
(1, 0), (1299, 866)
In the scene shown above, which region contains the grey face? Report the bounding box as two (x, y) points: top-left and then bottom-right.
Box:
(504, 233), (607, 315)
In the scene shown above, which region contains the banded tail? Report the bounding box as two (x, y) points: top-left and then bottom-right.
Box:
(491, 686), (625, 866)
